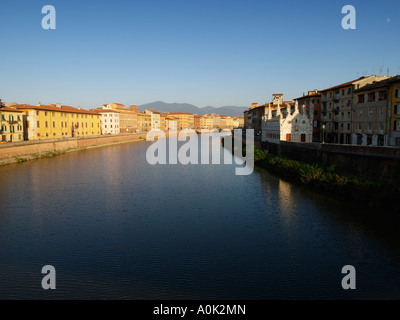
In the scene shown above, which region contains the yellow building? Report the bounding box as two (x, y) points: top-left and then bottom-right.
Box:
(14, 103), (101, 140)
(160, 113), (166, 131)
(0, 106), (24, 142)
(168, 112), (195, 130)
(137, 112), (152, 132)
(389, 76), (400, 146)
(200, 115), (214, 129)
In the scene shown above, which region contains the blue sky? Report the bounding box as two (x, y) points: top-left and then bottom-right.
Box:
(0, 0), (399, 109)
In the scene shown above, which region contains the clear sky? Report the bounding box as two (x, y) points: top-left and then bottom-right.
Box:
(0, 0), (399, 109)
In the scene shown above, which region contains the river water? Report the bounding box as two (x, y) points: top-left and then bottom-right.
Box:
(0, 137), (399, 299)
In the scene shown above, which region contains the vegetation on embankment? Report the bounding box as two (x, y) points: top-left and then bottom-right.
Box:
(250, 146), (400, 212)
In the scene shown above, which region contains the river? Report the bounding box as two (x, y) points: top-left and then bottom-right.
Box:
(0, 137), (399, 299)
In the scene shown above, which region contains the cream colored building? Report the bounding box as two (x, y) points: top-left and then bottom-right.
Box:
(262, 101), (313, 143)
(145, 109), (161, 130)
(0, 105), (24, 142)
(92, 109), (120, 135)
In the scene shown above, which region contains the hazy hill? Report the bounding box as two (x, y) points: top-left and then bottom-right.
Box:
(139, 101), (247, 117)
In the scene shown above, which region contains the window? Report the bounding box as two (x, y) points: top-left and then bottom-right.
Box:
(61, 122), (64, 128)
(314, 110), (318, 116)
(53, 121), (55, 128)
(347, 100), (351, 106)
(396, 89), (400, 98)
(347, 123), (350, 130)
(45, 112), (47, 116)
(340, 123), (344, 129)
(358, 94), (365, 103)
(52, 112), (55, 116)
(342, 89), (345, 96)
(348, 88), (351, 94)
(368, 123), (372, 130)
(347, 112), (351, 119)
(359, 124), (362, 130)
(378, 90), (387, 101)
(380, 123), (384, 131)
(37, 121), (40, 128)
(394, 105), (400, 115)
(359, 110), (363, 116)
(341, 112), (344, 119)
(45, 121), (48, 128)
(369, 109), (373, 116)
(37, 111), (40, 116)
(367, 93), (375, 102)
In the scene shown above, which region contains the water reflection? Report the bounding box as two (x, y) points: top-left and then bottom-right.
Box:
(0, 139), (399, 299)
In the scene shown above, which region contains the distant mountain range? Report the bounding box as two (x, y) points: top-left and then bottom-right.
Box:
(138, 101), (247, 117)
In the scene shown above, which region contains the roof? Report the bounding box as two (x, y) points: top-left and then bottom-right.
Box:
(14, 104), (99, 115)
(319, 76), (368, 92)
(90, 108), (120, 114)
(354, 75), (400, 92)
(0, 106), (23, 113)
(145, 109), (161, 114)
(108, 103), (125, 107)
(246, 101), (294, 111)
(168, 112), (194, 115)
(295, 93), (321, 100)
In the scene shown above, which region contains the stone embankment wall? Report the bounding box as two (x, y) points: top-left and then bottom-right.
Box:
(262, 141), (400, 182)
(0, 133), (147, 165)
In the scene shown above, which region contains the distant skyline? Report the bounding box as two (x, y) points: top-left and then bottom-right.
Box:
(1, 0), (399, 109)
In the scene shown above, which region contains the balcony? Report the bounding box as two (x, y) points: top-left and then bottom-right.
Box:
(334, 94), (340, 102)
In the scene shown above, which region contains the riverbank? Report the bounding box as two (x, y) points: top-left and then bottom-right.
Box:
(0, 133), (148, 166)
(251, 146), (400, 212)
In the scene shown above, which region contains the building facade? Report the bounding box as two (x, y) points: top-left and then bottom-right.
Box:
(103, 103), (138, 133)
(15, 103), (101, 140)
(389, 77), (400, 147)
(295, 90), (321, 142)
(145, 109), (161, 130)
(261, 101), (313, 143)
(137, 112), (152, 132)
(95, 109), (120, 135)
(0, 106), (24, 142)
(244, 94), (294, 136)
(320, 75), (391, 144)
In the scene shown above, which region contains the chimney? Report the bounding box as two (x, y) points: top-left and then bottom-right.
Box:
(36, 102), (41, 106)
(56, 103), (62, 108)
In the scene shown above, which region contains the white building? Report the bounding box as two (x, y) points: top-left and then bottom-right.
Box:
(97, 109), (120, 135)
(261, 100), (313, 143)
(145, 109), (161, 131)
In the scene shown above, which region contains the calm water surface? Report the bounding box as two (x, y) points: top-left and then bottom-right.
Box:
(0, 138), (399, 299)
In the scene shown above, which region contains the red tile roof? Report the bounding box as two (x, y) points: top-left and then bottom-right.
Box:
(319, 76), (367, 92)
(14, 104), (99, 115)
(0, 106), (23, 113)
